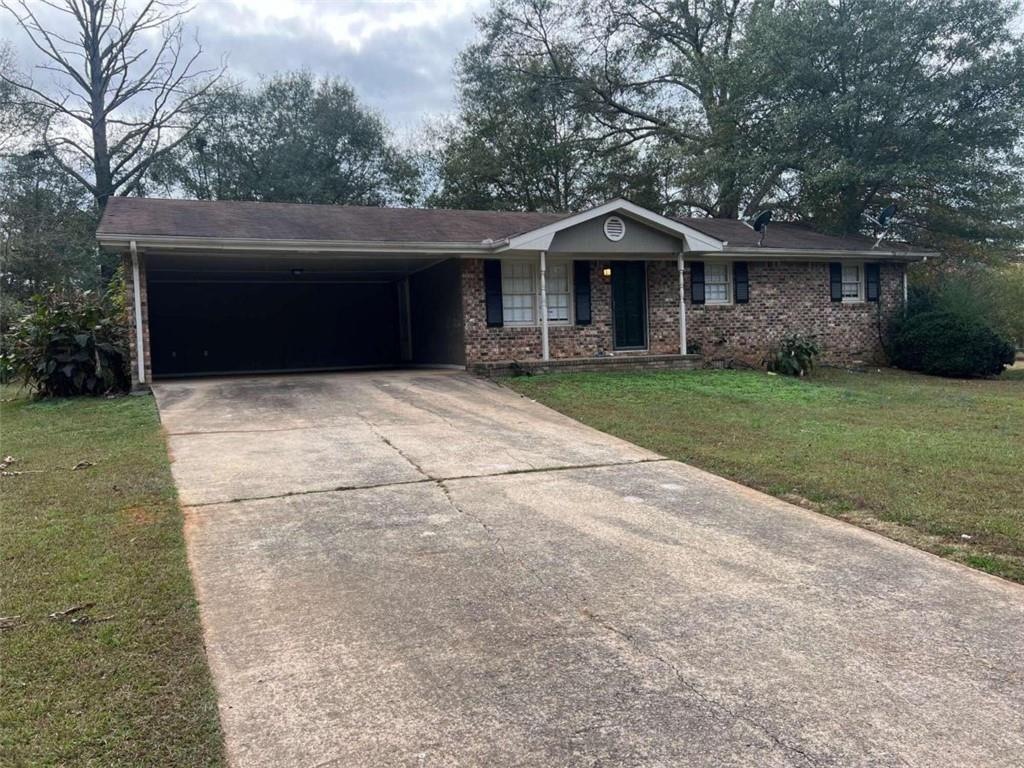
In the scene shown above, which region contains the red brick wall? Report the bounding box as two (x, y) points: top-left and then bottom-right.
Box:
(462, 259), (680, 363)
(462, 258), (905, 366)
(685, 261), (904, 366)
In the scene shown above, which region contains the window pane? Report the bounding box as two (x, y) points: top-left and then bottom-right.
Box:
(545, 263), (571, 321)
(842, 265), (861, 298)
(705, 263), (730, 303)
(502, 262), (536, 323)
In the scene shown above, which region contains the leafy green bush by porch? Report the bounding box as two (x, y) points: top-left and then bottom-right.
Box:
(3, 280), (130, 396)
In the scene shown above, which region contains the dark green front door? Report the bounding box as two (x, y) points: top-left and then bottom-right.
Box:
(611, 261), (647, 349)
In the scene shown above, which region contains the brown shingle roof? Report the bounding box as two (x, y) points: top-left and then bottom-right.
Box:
(98, 197), (924, 254)
(673, 216), (918, 253)
(98, 197), (565, 243)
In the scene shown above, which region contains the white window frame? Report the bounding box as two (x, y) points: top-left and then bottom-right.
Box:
(704, 261), (733, 305)
(500, 258), (574, 327)
(841, 262), (865, 303)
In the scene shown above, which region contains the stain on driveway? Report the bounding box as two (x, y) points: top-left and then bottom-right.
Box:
(154, 370), (1024, 767)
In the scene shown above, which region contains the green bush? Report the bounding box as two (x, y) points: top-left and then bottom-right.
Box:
(890, 309), (1014, 378)
(766, 334), (820, 377)
(3, 288), (130, 396)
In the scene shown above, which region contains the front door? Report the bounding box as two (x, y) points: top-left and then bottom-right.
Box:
(611, 261), (647, 350)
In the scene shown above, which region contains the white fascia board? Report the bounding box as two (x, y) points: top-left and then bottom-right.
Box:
(496, 198), (725, 253)
(701, 247), (933, 262)
(96, 233), (492, 256)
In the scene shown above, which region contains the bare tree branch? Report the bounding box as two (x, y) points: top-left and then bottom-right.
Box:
(1, 0), (223, 209)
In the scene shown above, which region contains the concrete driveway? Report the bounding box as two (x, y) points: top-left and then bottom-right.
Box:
(155, 370), (1024, 768)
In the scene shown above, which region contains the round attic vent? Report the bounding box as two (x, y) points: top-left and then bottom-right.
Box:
(603, 215), (626, 242)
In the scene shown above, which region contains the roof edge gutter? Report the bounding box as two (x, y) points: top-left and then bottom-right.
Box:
(692, 247), (933, 262)
(96, 233), (496, 255)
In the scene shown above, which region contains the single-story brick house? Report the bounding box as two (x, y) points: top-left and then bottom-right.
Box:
(96, 197), (929, 386)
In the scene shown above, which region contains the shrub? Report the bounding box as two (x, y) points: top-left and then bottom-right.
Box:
(766, 334), (820, 377)
(3, 288), (130, 396)
(889, 309), (1014, 378)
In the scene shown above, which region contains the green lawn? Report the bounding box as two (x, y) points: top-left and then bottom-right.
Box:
(0, 388), (224, 766)
(507, 367), (1024, 583)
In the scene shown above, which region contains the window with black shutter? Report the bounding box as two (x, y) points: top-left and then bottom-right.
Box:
(691, 261), (706, 305)
(574, 261), (591, 325)
(484, 260), (503, 327)
(829, 262), (843, 302)
(865, 263), (881, 302)
(734, 261), (749, 304)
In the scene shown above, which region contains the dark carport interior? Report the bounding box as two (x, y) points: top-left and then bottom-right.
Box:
(146, 252), (464, 377)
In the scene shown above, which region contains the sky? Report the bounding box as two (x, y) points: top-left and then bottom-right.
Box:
(1, 0), (490, 133)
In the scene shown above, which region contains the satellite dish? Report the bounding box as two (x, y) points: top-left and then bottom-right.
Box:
(878, 203), (897, 227)
(863, 203), (898, 248)
(742, 209), (773, 246)
(752, 209), (773, 232)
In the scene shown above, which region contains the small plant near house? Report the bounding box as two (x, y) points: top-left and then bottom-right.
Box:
(3, 283), (130, 397)
(766, 334), (820, 377)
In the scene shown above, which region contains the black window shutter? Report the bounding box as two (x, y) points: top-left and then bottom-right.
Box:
(484, 260), (503, 327)
(734, 261), (749, 304)
(829, 262), (843, 302)
(574, 260), (591, 325)
(691, 261), (706, 305)
(865, 263), (881, 302)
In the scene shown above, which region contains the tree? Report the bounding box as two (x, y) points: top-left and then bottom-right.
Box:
(150, 72), (419, 205)
(428, 33), (665, 212)
(470, 0), (773, 218)
(1, 0), (222, 209)
(751, 0), (1024, 257)
(0, 150), (101, 301)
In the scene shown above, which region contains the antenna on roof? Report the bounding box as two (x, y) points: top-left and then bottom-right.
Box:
(863, 203), (897, 249)
(742, 209), (773, 246)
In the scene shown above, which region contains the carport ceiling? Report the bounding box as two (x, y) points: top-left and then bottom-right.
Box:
(146, 251), (447, 283)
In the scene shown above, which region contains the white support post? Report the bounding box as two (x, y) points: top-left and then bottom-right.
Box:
(677, 251), (688, 355)
(130, 240), (146, 385)
(902, 267), (909, 314)
(539, 250), (550, 361)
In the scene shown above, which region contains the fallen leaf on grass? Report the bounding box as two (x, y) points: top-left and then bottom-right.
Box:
(0, 616), (20, 631)
(71, 460), (94, 471)
(70, 615), (115, 626)
(48, 603), (95, 621)
(0, 456), (15, 469)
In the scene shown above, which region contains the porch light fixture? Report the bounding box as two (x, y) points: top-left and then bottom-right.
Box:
(601, 265), (612, 283)
(291, 268), (304, 276)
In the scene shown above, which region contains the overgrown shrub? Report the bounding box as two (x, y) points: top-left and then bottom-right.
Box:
(3, 287), (130, 396)
(766, 334), (820, 377)
(889, 310), (1014, 378)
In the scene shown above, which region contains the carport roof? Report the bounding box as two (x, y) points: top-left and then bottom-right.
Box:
(97, 197), (930, 258)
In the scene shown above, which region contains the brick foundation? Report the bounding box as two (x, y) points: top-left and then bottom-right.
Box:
(462, 258), (905, 368)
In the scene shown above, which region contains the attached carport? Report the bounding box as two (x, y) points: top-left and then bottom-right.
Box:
(143, 250), (464, 377)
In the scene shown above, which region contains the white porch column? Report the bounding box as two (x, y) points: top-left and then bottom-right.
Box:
(677, 251), (688, 355)
(130, 240), (146, 384)
(539, 250), (550, 361)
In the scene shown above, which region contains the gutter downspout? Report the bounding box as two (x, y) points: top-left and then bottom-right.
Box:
(677, 251), (688, 355)
(130, 240), (146, 385)
(539, 250), (550, 362)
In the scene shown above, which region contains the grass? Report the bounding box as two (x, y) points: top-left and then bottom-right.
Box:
(507, 367), (1024, 583)
(0, 387), (224, 767)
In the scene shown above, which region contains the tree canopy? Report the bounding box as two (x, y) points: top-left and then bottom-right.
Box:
(151, 72), (420, 206)
(428, 0), (1024, 261)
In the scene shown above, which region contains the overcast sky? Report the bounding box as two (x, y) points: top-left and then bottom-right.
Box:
(1, 0), (490, 133)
